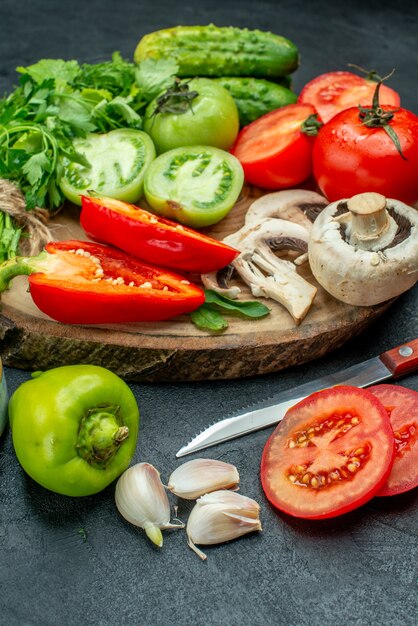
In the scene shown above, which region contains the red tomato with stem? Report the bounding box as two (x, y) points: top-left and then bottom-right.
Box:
(313, 104), (418, 205)
(368, 384), (418, 496)
(298, 71), (400, 123)
(260, 386), (395, 519)
(80, 196), (239, 274)
(230, 103), (319, 189)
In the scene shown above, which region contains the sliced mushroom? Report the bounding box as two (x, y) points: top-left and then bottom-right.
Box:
(201, 263), (241, 299)
(203, 218), (317, 324)
(308, 192), (418, 306)
(245, 189), (328, 231)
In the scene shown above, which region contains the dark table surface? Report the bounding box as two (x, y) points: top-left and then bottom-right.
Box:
(1, 1), (417, 625)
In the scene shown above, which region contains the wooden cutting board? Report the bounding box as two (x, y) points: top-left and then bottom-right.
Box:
(0, 186), (392, 382)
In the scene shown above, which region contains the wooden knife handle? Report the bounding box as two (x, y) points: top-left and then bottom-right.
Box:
(380, 338), (418, 378)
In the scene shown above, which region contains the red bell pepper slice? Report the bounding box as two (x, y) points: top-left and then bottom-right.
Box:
(0, 240), (205, 324)
(80, 195), (239, 274)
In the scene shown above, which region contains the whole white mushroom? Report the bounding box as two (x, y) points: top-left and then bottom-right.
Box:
(308, 192), (418, 306)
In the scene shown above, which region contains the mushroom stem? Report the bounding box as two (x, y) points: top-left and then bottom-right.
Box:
(342, 192), (398, 252)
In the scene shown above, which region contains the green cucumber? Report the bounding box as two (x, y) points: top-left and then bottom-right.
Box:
(212, 77), (297, 126)
(134, 24), (299, 78)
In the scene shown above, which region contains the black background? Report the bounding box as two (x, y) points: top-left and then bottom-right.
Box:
(0, 1), (417, 625)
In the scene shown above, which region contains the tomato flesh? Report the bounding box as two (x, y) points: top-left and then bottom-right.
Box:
(298, 71), (400, 123)
(144, 146), (244, 228)
(80, 195), (238, 274)
(230, 103), (317, 189)
(368, 384), (418, 496)
(261, 386), (395, 519)
(59, 129), (156, 205)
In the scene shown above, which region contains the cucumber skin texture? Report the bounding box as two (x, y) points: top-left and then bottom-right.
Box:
(134, 25), (299, 78)
(212, 77), (297, 126)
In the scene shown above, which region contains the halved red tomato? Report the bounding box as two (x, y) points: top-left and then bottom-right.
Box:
(298, 71), (400, 123)
(368, 384), (418, 497)
(230, 103), (318, 189)
(260, 386), (395, 519)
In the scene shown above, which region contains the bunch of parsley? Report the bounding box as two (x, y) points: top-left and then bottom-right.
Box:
(0, 53), (178, 211)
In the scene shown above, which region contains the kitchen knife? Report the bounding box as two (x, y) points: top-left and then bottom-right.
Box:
(176, 338), (418, 457)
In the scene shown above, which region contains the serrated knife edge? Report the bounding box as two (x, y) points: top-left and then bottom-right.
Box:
(176, 355), (394, 458)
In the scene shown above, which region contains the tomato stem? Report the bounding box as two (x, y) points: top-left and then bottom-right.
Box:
(347, 63), (388, 84)
(151, 78), (199, 117)
(357, 71), (406, 160)
(301, 113), (323, 136)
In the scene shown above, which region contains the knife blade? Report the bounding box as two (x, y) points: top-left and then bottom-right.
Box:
(176, 338), (418, 457)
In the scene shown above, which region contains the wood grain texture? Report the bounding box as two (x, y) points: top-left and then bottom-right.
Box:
(0, 186), (394, 381)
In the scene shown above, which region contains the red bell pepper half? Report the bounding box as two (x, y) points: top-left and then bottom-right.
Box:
(80, 195), (239, 274)
(0, 240), (205, 324)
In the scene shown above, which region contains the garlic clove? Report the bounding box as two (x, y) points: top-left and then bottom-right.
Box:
(186, 490), (262, 560)
(197, 490), (260, 513)
(115, 462), (184, 547)
(167, 458), (240, 500)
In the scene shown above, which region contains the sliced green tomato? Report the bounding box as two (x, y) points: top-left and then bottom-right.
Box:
(143, 146), (244, 228)
(59, 129), (156, 205)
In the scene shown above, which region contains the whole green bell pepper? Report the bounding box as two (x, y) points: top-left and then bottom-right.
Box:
(8, 365), (140, 496)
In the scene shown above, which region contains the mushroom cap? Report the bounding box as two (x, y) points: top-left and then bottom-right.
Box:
(308, 197), (418, 306)
(245, 189), (328, 231)
(225, 217), (311, 252)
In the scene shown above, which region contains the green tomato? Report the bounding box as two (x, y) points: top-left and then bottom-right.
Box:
(143, 78), (240, 154)
(59, 129), (156, 205)
(8, 365), (140, 496)
(143, 146), (244, 228)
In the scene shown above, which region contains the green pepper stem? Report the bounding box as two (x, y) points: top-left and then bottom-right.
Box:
(0, 251), (48, 292)
(76, 405), (129, 469)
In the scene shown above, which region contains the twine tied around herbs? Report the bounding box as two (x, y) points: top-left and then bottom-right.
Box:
(0, 179), (55, 256)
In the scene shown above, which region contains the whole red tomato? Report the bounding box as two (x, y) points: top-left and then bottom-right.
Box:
(313, 103), (418, 205)
(298, 70), (400, 123)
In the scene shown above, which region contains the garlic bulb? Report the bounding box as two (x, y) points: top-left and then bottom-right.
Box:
(115, 462), (184, 547)
(167, 458), (240, 500)
(186, 490), (262, 560)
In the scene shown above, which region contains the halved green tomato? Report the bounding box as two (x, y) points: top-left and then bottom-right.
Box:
(143, 146), (244, 228)
(59, 129), (156, 205)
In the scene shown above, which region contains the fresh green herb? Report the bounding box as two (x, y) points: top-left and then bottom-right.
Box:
(191, 304), (229, 332)
(0, 212), (22, 262)
(205, 290), (271, 318)
(190, 290), (271, 331)
(17, 59), (81, 86)
(0, 54), (179, 213)
(135, 58), (179, 101)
